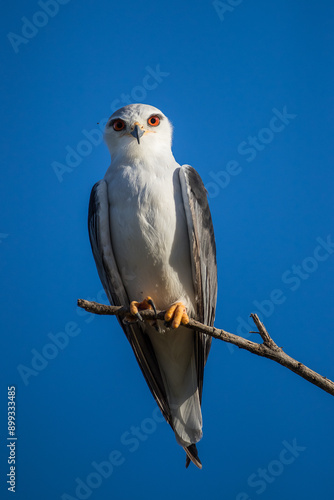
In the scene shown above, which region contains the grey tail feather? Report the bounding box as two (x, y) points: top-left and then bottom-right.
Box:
(184, 444), (202, 469)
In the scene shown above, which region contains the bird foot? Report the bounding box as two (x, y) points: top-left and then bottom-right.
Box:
(164, 302), (189, 329)
(125, 296), (157, 323)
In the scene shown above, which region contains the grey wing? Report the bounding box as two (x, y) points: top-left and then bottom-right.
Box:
(179, 165), (218, 401)
(88, 180), (172, 423)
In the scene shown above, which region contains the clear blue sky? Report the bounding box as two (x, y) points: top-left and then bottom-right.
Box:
(1, 1), (334, 499)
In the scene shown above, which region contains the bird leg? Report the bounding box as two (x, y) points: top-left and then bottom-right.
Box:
(164, 302), (189, 329)
(126, 296), (157, 323)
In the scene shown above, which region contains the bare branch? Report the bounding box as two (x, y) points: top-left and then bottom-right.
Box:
(249, 313), (281, 351)
(77, 299), (334, 397)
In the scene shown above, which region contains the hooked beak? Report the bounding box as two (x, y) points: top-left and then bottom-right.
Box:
(130, 124), (145, 144)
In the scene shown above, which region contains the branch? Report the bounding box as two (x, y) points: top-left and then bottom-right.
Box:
(77, 299), (334, 397)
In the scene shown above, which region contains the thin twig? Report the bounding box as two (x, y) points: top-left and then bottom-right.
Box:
(77, 299), (334, 397)
(250, 313), (280, 350)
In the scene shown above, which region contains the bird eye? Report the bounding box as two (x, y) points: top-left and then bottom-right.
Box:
(148, 115), (160, 127)
(112, 119), (126, 131)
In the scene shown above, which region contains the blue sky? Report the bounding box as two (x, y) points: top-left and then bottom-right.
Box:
(1, 1), (334, 499)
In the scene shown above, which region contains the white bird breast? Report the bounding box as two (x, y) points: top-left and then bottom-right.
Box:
(104, 159), (196, 315)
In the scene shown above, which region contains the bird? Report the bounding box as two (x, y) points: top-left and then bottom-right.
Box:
(88, 103), (217, 469)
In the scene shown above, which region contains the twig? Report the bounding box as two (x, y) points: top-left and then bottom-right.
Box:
(77, 299), (334, 397)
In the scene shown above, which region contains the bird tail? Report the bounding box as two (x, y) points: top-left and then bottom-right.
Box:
(184, 444), (202, 469)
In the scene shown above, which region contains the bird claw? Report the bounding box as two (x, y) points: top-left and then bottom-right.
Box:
(146, 298), (161, 331)
(147, 298), (157, 318)
(128, 297), (188, 332)
(129, 296), (156, 323)
(164, 302), (189, 329)
(136, 312), (144, 322)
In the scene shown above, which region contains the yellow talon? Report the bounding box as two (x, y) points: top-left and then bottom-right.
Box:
(128, 296), (156, 322)
(130, 301), (140, 316)
(164, 302), (189, 329)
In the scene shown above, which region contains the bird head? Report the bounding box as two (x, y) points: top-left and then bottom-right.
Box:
(104, 104), (173, 161)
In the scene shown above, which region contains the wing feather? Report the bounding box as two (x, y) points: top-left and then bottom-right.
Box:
(179, 165), (218, 401)
(88, 180), (172, 423)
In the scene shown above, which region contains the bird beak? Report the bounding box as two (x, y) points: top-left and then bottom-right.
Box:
(130, 124), (145, 144)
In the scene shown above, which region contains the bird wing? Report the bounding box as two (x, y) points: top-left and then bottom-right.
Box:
(179, 165), (218, 402)
(88, 180), (172, 423)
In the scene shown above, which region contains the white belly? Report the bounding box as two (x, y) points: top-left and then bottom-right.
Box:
(104, 160), (202, 447)
(105, 161), (195, 313)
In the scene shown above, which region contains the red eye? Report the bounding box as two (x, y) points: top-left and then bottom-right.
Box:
(148, 115), (160, 127)
(112, 119), (125, 131)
